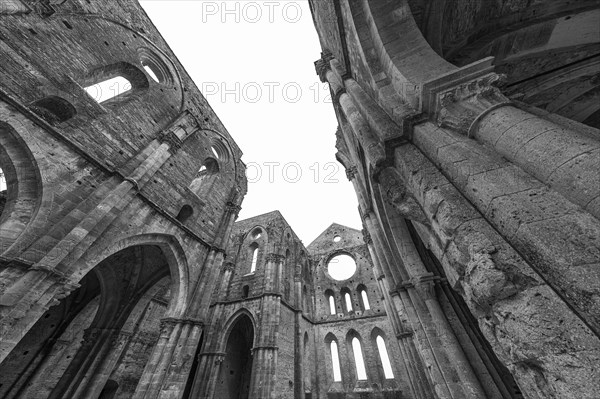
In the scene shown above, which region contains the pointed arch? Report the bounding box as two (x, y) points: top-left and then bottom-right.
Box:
(324, 333), (342, 383)
(0, 120), (44, 254)
(346, 330), (368, 381)
(72, 233), (190, 318)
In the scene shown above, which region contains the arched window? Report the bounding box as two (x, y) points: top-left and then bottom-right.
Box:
(344, 292), (353, 312)
(351, 337), (367, 380)
(328, 294), (336, 315)
(330, 340), (342, 382)
(82, 62), (148, 106)
(359, 288), (370, 310)
(376, 335), (394, 379)
(85, 76), (132, 103)
(250, 244), (259, 273)
(30, 96), (76, 125)
(189, 158), (219, 196)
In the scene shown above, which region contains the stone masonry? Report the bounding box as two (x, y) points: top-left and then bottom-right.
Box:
(0, 0), (599, 398)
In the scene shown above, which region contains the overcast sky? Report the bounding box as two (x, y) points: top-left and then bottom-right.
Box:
(139, 0), (362, 245)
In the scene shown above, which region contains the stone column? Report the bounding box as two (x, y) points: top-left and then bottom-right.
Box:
(218, 261), (235, 301)
(264, 253), (284, 293)
(190, 350), (226, 399)
(71, 331), (133, 399)
(48, 326), (111, 399)
(132, 317), (203, 399)
(248, 293), (281, 399)
(424, 63), (600, 219)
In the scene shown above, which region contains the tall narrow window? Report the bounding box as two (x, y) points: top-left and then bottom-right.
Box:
(85, 76), (132, 103)
(376, 336), (394, 379)
(250, 244), (259, 273)
(352, 337), (367, 380)
(189, 158), (219, 196)
(328, 295), (336, 315)
(360, 289), (370, 310)
(344, 292), (353, 312)
(330, 341), (342, 382)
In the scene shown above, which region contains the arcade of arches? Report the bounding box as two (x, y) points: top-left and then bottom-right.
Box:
(0, 1), (599, 399)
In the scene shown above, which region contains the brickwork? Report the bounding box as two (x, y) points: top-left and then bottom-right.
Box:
(0, 1), (245, 397)
(1, 0), (599, 398)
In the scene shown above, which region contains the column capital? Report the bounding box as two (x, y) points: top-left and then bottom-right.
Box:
(377, 167), (429, 225)
(223, 261), (236, 272)
(225, 202), (242, 216)
(421, 57), (512, 136)
(315, 50), (335, 82)
(158, 131), (183, 153)
(345, 166), (358, 181)
(411, 273), (441, 301)
(266, 253), (285, 263)
(361, 228), (373, 245)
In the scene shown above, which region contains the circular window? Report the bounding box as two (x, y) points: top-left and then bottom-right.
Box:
(252, 228), (262, 239)
(333, 235), (341, 243)
(327, 254), (356, 281)
(210, 139), (230, 163)
(138, 48), (173, 85)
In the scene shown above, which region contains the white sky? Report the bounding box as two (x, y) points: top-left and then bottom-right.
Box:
(140, 0), (362, 244)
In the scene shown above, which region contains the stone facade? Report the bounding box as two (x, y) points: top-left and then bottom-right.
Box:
(309, 1), (600, 398)
(0, 0), (599, 398)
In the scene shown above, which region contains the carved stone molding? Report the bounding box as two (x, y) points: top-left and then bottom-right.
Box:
(412, 273), (441, 301)
(315, 50), (334, 83)
(345, 166), (358, 181)
(437, 76), (511, 136)
(266, 254), (285, 263)
(223, 261), (235, 272)
(377, 167), (429, 225)
(361, 228), (373, 245)
(225, 202), (242, 216)
(158, 131), (183, 153)
(420, 57), (512, 136)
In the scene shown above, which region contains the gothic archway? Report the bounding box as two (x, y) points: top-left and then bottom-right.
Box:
(0, 244), (176, 398)
(214, 313), (255, 399)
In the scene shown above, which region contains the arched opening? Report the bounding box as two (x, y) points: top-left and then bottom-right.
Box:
(0, 244), (176, 398)
(341, 288), (353, 313)
(375, 336), (394, 379)
(29, 96), (76, 125)
(189, 158), (219, 197)
(249, 243), (259, 274)
(85, 76), (132, 104)
(138, 48), (173, 85)
(214, 314), (254, 399)
(351, 337), (367, 381)
(328, 295), (336, 315)
(358, 285), (370, 311)
(176, 205), (193, 223)
(82, 62), (149, 106)
(324, 289), (336, 315)
(324, 334), (342, 383)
